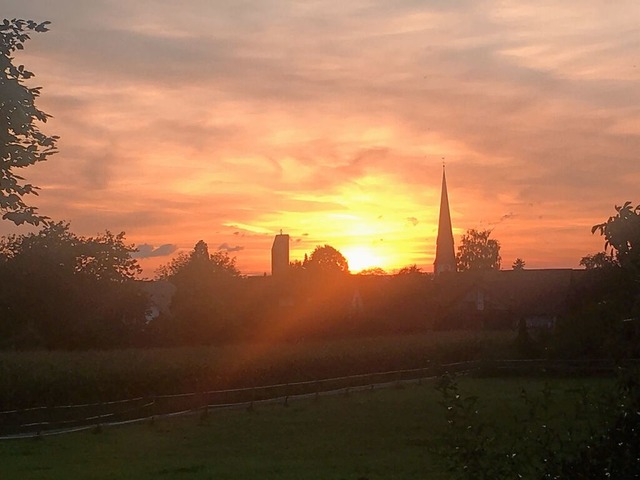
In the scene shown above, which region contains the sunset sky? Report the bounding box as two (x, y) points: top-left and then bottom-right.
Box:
(3, 1), (639, 276)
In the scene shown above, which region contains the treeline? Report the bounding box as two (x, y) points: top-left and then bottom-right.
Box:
(550, 201), (640, 359)
(149, 242), (436, 345)
(0, 222), (148, 349)
(1, 201), (639, 353)
(0, 227), (437, 350)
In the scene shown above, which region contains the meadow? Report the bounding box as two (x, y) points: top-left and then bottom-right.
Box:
(0, 376), (615, 480)
(0, 330), (515, 410)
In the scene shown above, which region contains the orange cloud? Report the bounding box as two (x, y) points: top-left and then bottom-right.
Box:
(1, 0), (637, 276)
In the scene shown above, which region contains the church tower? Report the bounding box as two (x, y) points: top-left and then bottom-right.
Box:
(271, 232), (290, 278)
(434, 166), (456, 274)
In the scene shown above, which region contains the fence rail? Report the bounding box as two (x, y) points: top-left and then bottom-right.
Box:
(1, 358), (636, 440)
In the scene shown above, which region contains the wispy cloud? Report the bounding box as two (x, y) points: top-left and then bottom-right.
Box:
(132, 244), (178, 259)
(218, 243), (245, 253)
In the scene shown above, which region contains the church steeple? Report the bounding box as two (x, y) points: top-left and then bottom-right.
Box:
(434, 165), (456, 274)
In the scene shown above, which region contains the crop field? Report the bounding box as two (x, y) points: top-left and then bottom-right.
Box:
(0, 376), (615, 480)
(0, 330), (515, 409)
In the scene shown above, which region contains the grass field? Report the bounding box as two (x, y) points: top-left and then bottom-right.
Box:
(0, 376), (615, 480)
(0, 331), (515, 409)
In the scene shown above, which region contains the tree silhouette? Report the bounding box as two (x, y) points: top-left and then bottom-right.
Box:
(579, 252), (617, 270)
(0, 222), (146, 348)
(156, 240), (241, 344)
(303, 244), (349, 275)
(157, 240), (239, 280)
(1, 19), (58, 225)
(558, 201), (640, 358)
(397, 264), (423, 275)
(590, 201), (640, 340)
(511, 258), (526, 270)
(592, 201), (640, 275)
(456, 229), (501, 271)
(358, 267), (387, 276)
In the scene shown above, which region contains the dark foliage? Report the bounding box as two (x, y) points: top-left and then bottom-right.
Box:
(436, 368), (640, 479)
(553, 201), (640, 359)
(512, 258), (526, 270)
(552, 268), (639, 359)
(303, 244), (349, 276)
(592, 201), (640, 276)
(154, 240), (242, 344)
(1, 19), (58, 225)
(0, 222), (148, 349)
(456, 229), (501, 272)
(579, 251), (618, 270)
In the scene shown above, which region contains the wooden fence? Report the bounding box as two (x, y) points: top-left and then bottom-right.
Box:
(1, 358), (636, 440)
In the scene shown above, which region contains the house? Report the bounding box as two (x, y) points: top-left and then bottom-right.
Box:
(433, 269), (587, 330)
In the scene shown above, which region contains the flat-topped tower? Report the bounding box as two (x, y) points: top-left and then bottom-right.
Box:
(271, 232), (290, 277)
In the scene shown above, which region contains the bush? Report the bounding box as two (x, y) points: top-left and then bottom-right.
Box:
(436, 368), (640, 479)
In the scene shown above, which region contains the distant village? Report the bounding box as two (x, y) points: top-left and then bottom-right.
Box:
(1, 166), (607, 351)
(144, 167), (593, 339)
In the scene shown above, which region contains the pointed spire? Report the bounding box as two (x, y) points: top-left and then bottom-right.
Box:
(434, 165), (456, 274)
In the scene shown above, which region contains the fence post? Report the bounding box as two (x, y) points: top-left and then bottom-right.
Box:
(194, 381), (202, 412)
(149, 395), (156, 426)
(200, 403), (209, 423)
(247, 386), (256, 412)
(95, 401), (105, 433)
(199, 391), (209, 424)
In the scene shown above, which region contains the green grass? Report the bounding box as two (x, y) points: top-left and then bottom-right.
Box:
(0, 376), (614, 480)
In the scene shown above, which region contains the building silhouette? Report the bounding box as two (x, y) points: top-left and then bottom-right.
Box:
(434, 165), (456, 274)
(271, 232), (290, 277)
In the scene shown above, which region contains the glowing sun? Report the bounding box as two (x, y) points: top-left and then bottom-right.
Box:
(342, 246), (384, 273)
